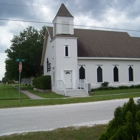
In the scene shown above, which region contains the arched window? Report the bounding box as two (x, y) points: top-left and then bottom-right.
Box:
(65, 46), (68, 56)
(97, 66), (103, 82)
(113, 66), (119, 82)
(79, 66), (85, 79)
(129, 66), (133, 81)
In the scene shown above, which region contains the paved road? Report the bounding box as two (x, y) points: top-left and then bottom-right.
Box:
(0, 98), (139, 136)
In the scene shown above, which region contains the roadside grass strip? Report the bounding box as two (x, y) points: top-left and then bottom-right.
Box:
(0, 84), (140, 108)
(0, 124), (107, 140)
(0, 91), (140, 108)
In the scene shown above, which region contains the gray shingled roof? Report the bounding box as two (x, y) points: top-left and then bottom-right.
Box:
(47, 27), (140, 58)
(53, 3), (73, 20)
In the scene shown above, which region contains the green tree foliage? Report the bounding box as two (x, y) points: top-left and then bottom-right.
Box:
(5, 26), (46, 80)
(99, 98), (140, 140)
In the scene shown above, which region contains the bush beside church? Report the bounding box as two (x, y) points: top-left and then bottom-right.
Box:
(33, 75), (51, 90)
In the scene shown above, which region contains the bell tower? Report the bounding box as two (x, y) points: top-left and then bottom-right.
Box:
(53, 3), (74, 36)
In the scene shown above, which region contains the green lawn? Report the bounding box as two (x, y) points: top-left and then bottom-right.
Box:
(93, 88), (140, 95)
(30, 90), (65, 98)
(0, 84), (29, 100)
(0, 91), (140, 108)
(0, 124), (107, 140)
(14, 84), (65, 98)
(0, 84), (140, 108)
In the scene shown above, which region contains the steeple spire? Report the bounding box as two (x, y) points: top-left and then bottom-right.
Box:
(53, 3), (73, 20)
(53, 3), (74, 36)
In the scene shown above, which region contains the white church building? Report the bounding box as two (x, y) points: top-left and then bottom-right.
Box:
(41, 3), (140, 96)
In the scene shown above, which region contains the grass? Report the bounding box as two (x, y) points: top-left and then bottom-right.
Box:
(93, 88), (140, 95)
(0, 84), (29, 100)
(0, 91), (140, 108)
(30, 90), (65, 98)
(15, 84), (65, 98)
(0, 84), (140, 108)
(0, 124), (107, 140)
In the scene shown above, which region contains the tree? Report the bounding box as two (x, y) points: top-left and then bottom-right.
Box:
(99, 98), (140, 140)
(5, 26), (46, 80)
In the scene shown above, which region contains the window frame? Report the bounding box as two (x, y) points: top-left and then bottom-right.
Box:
(128, 65), (134, 82)
(97, 65), (103, 83)
(64, 45), (70, 57)
(113, 65), (119, 82)
(79, 65), (85, 79)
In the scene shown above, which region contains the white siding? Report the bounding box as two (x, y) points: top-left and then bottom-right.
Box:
(55, 37), (78, 89)
(53, 17), (74, 36)
(78, 59), (140, 89)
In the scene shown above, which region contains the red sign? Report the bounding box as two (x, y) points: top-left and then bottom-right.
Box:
(19, 62), (22, 73)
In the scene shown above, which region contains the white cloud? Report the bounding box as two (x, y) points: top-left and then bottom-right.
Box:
(0, 53), (6, 80)
(0, 21), (30, 53)
(0, 27), (12, 52)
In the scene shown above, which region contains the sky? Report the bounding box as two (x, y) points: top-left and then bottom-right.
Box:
(0, 0), (140, 81)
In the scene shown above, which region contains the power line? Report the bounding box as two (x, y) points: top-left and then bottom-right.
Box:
(0, 2), (58, 10)
(0, 2), (139, 16)
(0, 18), (140, 33)
(0, 18), (52, 24)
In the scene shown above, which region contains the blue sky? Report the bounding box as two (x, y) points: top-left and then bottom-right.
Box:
(0, 0), (140, 80)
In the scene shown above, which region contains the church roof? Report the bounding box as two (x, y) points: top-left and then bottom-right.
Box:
(47, 26), (140, 58)
(53, 3), (73, 20)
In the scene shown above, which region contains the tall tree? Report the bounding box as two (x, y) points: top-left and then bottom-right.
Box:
(5, 26), (46, 80)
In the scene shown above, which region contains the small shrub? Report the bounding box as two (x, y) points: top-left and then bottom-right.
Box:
(130, 85), (136, 88)
(8, 80), (14, 84)
(33, 75), (51, 90)
(101, 82), (109, 87)
(91, 84), (140, 92)
(118, 85), (129, 89)
(135, 84), (140, 88)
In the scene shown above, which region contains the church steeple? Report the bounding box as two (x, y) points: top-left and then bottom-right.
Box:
(53, 3), (73, 20)
(53, 3), (74, 36)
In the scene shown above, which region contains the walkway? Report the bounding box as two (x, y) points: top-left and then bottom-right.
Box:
(21, 90), (44, 100)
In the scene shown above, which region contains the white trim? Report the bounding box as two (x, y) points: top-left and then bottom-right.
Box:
(52, 67), (55, 86)
(113, 64), (119, 67)
(64, 70), (72, 88)
(62, 69), (76, 89)
(52, 46), (54, 59)
(51, 36), (78, 42)
(78, 57), (140, 61)
(62, 21), (69, 34)
(53, 16), (73, 23)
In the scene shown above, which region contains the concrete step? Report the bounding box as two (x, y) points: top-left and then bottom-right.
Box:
(65, 89), (89, 97)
